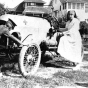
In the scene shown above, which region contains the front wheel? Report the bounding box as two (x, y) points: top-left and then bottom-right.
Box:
(81, 45), (84, 61)
(19, 43), (41, 77)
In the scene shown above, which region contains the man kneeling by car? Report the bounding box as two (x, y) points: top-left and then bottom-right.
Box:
(0, 18), (23, 76)
(0, 18), (22, 46)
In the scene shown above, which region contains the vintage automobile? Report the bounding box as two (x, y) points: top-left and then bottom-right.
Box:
(0, 14), (52, 77)
(0, 14), (84, 77)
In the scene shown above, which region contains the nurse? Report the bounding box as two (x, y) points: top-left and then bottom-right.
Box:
(57, 10), (82, 70)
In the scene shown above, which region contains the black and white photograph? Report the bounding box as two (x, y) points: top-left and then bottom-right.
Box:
(0, 0), (88, 88)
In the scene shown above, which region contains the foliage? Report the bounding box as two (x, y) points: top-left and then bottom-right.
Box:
(79, 21), (88, 35)
(45, 15), (59, 29)
(0, 3), (6, 16)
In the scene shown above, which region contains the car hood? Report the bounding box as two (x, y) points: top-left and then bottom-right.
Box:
(0, 14), (51, 45)
(11, 25), (50, 45)
(0, 14), (50, 27)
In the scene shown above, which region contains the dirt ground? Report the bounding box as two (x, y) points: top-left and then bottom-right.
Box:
(0, 52), (88, 88)
(0, 40), (88, 88)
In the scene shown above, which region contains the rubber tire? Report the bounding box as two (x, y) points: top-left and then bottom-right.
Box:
(81, 45), (84, 61)
(18, 43), (41, 77)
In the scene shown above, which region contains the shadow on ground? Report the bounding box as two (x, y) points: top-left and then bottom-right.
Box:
(75, 82), (88, 87)
(40, 53), (76, 69)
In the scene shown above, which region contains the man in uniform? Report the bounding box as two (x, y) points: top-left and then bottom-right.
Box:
(0, 18), (22, 45)
(0, 18), (22, 76)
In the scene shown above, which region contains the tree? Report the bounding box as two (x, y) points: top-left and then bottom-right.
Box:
(0, 3), (6, 16)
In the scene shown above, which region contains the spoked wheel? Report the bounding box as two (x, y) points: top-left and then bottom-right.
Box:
(19, 43), (41, 77)
(81, 45), (84, 60)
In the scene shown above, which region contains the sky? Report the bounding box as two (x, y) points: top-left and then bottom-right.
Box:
(0, 0), (51, 8)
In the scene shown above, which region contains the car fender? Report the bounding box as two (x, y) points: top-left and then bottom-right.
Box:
(22, 34), (41, 45)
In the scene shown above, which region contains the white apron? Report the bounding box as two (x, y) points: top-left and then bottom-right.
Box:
(57, 18), (82, 63)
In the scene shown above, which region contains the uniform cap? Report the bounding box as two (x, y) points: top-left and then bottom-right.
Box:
(8, 18), (17, 28)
